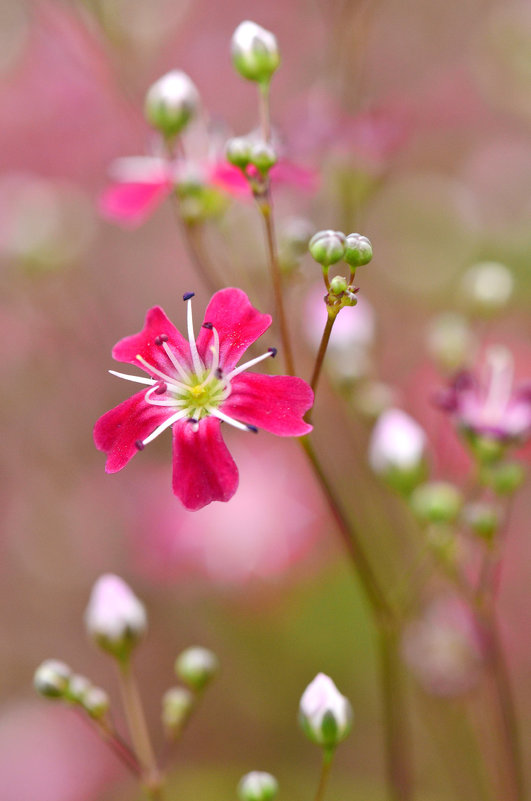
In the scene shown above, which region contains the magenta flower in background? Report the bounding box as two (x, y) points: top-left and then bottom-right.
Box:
(94, 288), (313, 510)
(435, 345), (531, 445)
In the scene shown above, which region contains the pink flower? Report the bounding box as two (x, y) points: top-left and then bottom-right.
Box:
(435, 345), (531, 445)
(99, 155), (317, 228)
(94, 288), (313, 510)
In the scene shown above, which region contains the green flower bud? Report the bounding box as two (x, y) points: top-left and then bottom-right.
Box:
(410, 481), (463, 525)
(67, 674), (92, 704)
(463, 502), (500, 541)
(329, 275), (348, 295)
(83, 686), (110, 720)
(249, 142), (277, 173)
(309, 230), (345, 267)
(34, 659), (72, 699)
(344, 233), (372, 268)
(487, 461), (525, 495)
(162, 686), (195, 737)
(84, 574), (147, 662)
(226, 137), (253, 169)
(238, 771), (279, 801)
(144, 70), (199, 139)
(231, 21), (280, 84)
(175, 646), (219, 691)
(461, 261), (514, 317)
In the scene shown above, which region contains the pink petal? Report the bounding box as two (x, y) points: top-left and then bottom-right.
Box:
(196, 288), (272, 371)
(94, 390), (173, 473)
(112, 306), (191, 376)
(271, 161), (319, 193)
(99, 180), (170, 228)
(209, 162), (251, 198)
(172, 417), (239, 510)
(223, 373), (314, 435)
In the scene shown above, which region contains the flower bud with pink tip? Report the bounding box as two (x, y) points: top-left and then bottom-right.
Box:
(84, 574), (147, 661)
(299, 673), (352, 750)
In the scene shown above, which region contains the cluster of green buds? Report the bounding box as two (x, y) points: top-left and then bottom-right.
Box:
(309, 229), (373, 318)
(226, 134), (278, 196)
(34, 659), (110, 720)
(162, 646), (219, 740)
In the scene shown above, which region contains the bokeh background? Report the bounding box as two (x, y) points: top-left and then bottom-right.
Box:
(1, 1), (530, 799)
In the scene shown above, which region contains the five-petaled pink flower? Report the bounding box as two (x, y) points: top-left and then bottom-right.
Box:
(434, 345), (531, 445)
(94, 288), (313, 510)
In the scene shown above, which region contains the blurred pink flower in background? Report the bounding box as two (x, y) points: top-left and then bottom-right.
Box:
(127, 439), (326, 586)
(0, 702), (118, 801)
(402, 595), (484, 697)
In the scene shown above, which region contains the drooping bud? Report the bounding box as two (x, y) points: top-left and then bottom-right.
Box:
(309, 230), (345, 268)
(368, 408), (427, 494)
(84, 574), (147, 661)
(162, 687), (195, 738)
(226, 137), (253, 169)
(238, 771), (279, 801)
(249, 141), (277, 174)
(410, 481), (463, 525)
(461, 261), (514, 317)
(34, 659), (72, 699)
(299, 673), (352, 750)
(231, 21), (280, 85)
(174, 646), (219, 692)
(144, 70), (199, 139)
(344, 233), (373, 268)
(83, 686), (111, 720)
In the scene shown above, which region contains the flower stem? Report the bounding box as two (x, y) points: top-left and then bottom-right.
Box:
(307, 312), (337, 421)
(117, 660), (164, 799)
(313, 749), (335, 801)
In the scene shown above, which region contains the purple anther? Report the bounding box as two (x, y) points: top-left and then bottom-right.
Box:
(215, 368), (223, 379)
(154, 336), (162, 346)
(188, 417), (198, 424)
(183, 292), (195, 301)
(247, 424), (259, 433)
(202, 321), (214, 330)
(268, 347), (277, 358)
(160, 333), (169, 342)
(135, 440), (145, 451)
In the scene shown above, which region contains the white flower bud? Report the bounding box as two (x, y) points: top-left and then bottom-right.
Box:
(34, 659), (72, 698)
(238, 771), (279, 801)
(369, 408), (427, 493)
(299, 673), (352, 749)
(231, 21), (280, 84)
(175, 646), (219, 691)
(144, 70), (199, 138)
(84, 574), (147, 660)
(83, 686), (110, 720)
(461, 261), (514, 316)
(67, 674), (92, 703)
(162, 686), (195, 738)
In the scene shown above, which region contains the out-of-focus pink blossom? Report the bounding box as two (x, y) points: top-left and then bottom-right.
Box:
(369, 408), (427, 476)
(402, 595), (484, 696)
(0, 701), (118, 801)
(127, 440), (325, 586)
(435, 346), (531, 445)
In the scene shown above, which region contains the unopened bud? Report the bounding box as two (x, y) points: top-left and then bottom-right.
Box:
(238, 771), (279, 801)
(309, 229), (345, 267)
(410, 482), (462, 525)
(67, 674), (92, 704)
(368, 409), (427, 494)
(144, 70), (199, 139)
(231, 21), (280, 84)
(83, 686), (110, 720)
(226, 137), (253, 169)
(461, 261), (514, 317)
(249, 142), (277, 173)
(84, 574), (147, 661)
(344, 233), (372, 268)
(487, 461), (525, 495)
(162, 687), (195, 737)
(175, 646), (219, 692)
(463, 502), (500, 541)
(34, 659), (72, 699)
(299, 673), (352, 750)
(329, 275), (348, 295)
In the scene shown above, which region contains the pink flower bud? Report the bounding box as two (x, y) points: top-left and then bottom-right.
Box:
(84, 574), (147, 659)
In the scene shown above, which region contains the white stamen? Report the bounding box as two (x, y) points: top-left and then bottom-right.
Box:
(225, 349), (275, 380)
(135, 354), (188, 392)
(187, 298), (204, 375)
(144, 386), (188, 406)
(162, 341), (192, 382)
(207, 406), (255, 432)
(199, 326), (221, 385)
(142, 409), (188, 446)
(482, 346), (513, 422)
(109, 370), (155, 386)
